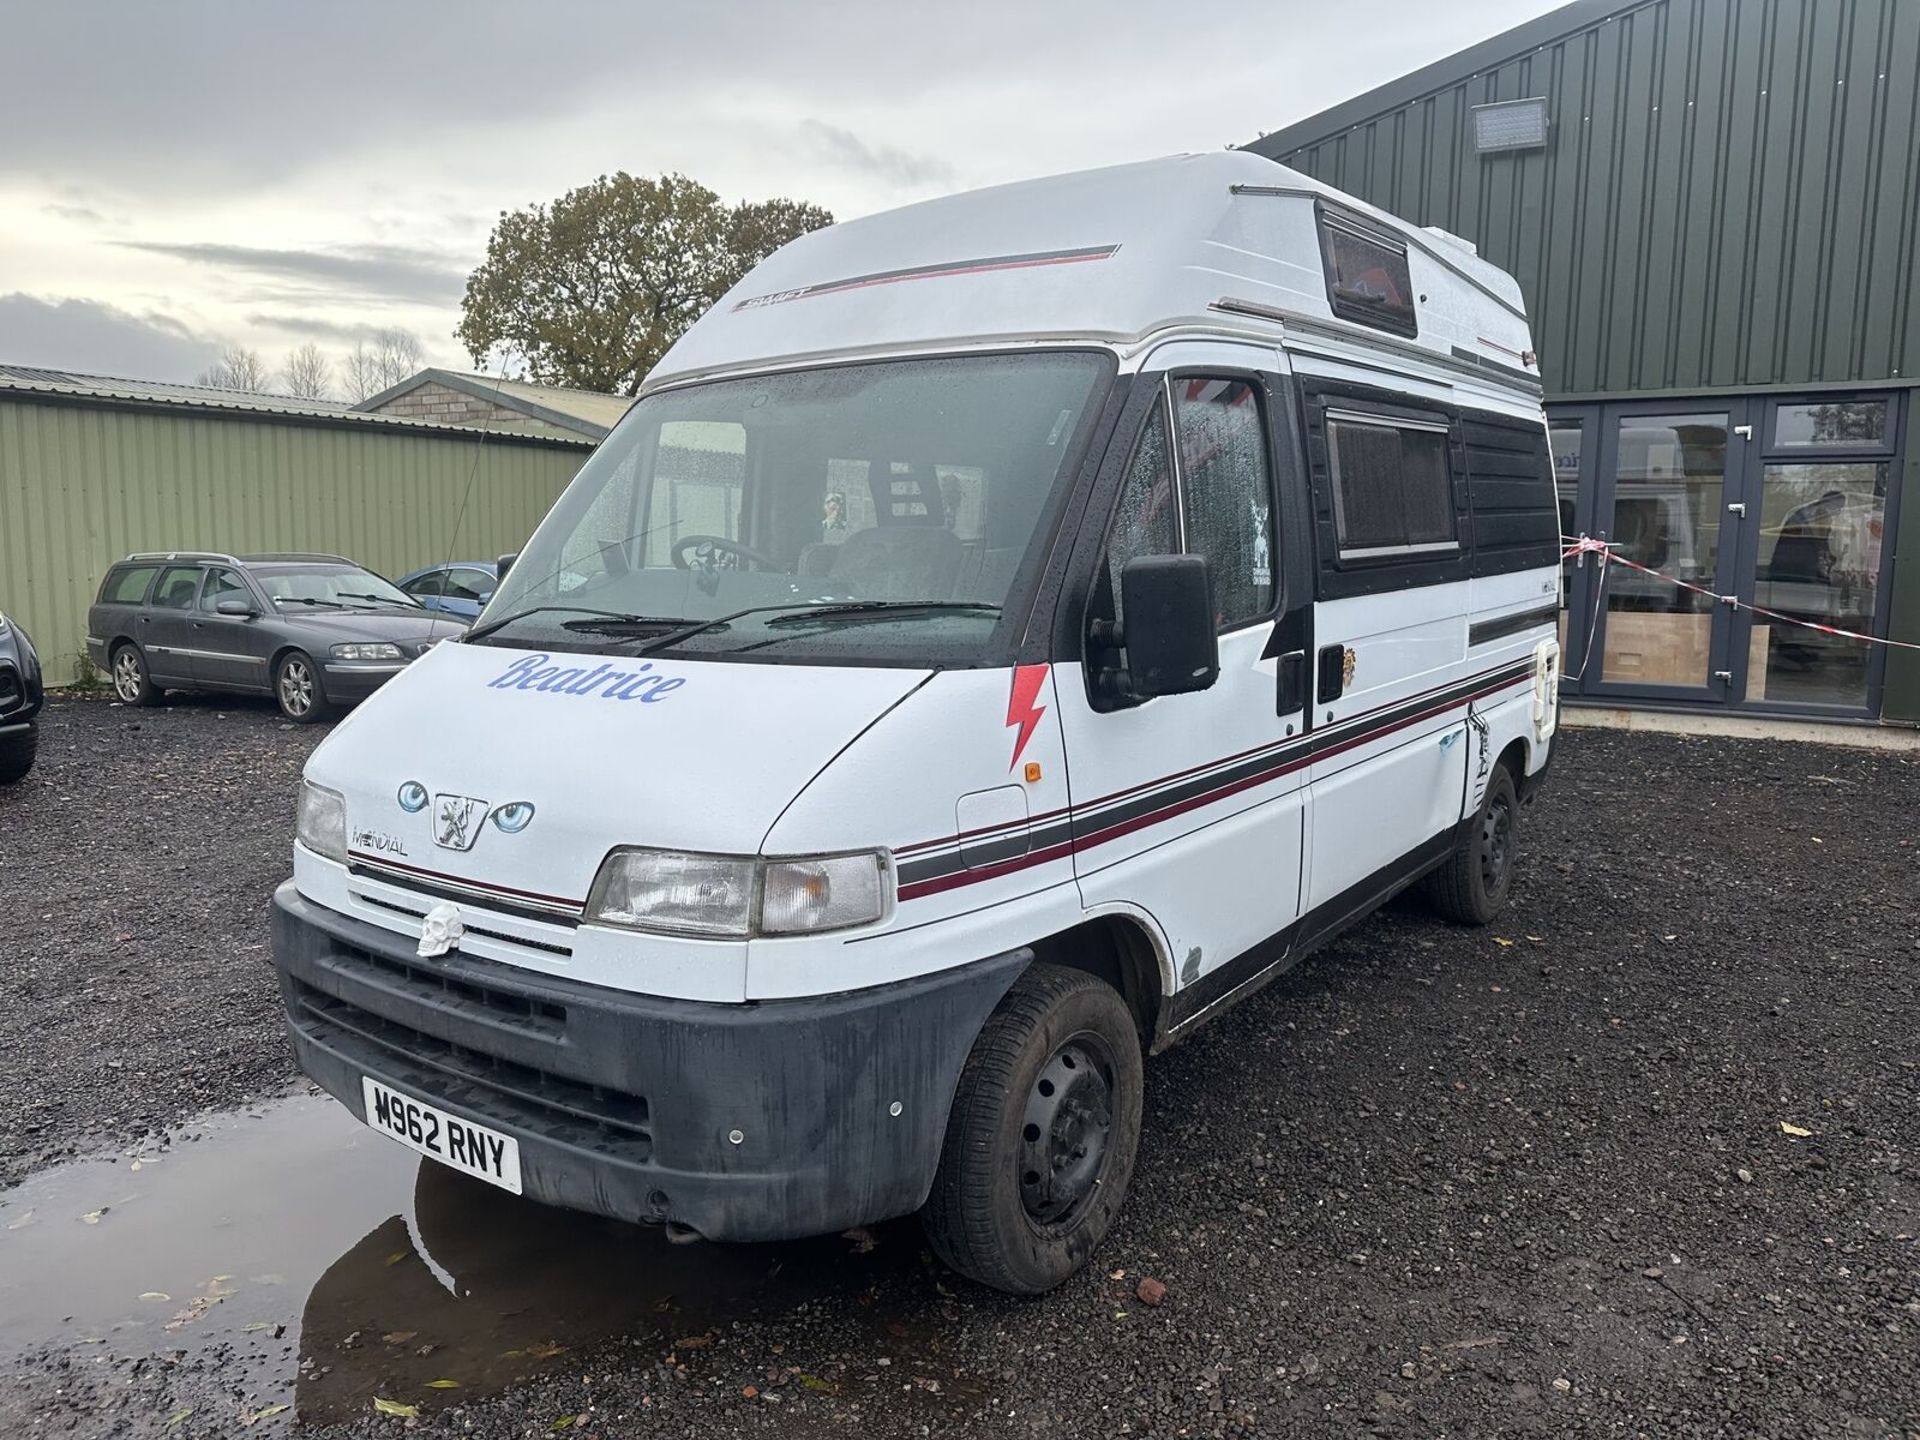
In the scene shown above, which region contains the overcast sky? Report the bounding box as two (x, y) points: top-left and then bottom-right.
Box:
(0, 1), (1562, 389)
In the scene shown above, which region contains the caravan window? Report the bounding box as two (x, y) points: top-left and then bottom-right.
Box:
(1319, 212), (1417, 338)
(1326, 413), (1456, 558)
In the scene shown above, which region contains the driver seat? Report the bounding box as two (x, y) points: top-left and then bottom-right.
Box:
(828, 524), (962, 600)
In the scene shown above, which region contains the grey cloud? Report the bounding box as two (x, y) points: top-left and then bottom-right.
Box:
(115, 240), (469, 307)
(0, 294), (222, 382)
(795, 120), (956, 191)
(243, 313), (399, 344)
(41, 203), (109, 226)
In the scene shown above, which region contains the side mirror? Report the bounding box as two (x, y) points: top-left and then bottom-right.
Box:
(496, 552), (518, 582)
(1101, 555), (1219, 702)
(215, 598), (257, 617)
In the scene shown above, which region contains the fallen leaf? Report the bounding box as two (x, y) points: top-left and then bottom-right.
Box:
(672, 1334), (714, 1351)
(383, 1250), (408, 1267)
(139, 1292), (171, 1303)
(82, 1210), (104, 1225)
(4, 1210), (34, 1231)
(165, 1409), (194, 1431)
(741, 1385), (760, 1399)
(240, 1402), (289, 1425)
(241, 1322), (275, 1333)
(381, 1331), (418, 1345)
(425, 1379), (461, 1389)
(1780, 1121), (1813, 1138)
(841, 1226), (878, 1253)
(525, 1340), (567, 1359)
(1492, 936), (1515, 947)
(1135, 1276), (1168, 1307)
(372, 1398), (420, 1418)
(798, 1374), (836, 1393)
(550, 1418), (575, 1432)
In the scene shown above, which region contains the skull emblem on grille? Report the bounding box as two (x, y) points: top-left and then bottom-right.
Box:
(418, 900), (465, 959)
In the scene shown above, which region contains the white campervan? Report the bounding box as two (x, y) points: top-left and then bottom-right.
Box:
(273, 151), (1560, 1294)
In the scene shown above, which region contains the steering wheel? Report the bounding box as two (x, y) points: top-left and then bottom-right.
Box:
(671, 534), (781, 572)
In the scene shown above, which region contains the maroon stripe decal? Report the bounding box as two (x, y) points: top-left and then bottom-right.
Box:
(895, 671), (1531, 903)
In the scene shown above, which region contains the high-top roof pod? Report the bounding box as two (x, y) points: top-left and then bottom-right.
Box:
(652, 151), (1540, 402)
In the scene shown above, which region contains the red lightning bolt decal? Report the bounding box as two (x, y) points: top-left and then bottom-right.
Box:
(1005, 664), (1050, 771)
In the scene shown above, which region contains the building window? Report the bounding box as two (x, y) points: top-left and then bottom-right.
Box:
(1771, 399), (1889, 450)
(1326, 412), (1455, 558)
(1318, 211), (1417, 339)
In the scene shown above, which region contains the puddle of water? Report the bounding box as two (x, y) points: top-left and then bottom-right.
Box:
(0, 1091), (949, 1425)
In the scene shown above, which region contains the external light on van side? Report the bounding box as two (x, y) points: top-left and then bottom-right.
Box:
(296, 780), (348, 863)
(585, 848), (890, 939)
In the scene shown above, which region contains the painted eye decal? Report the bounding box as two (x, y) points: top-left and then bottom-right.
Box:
(397, 781), (428, 813)
(491, 802), (535, 833)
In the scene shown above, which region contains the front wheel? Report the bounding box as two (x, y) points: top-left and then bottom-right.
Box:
(0, 723), (36, 784)
(1425, 763), (1520, 925)
(274, 652), (333, 724)
(920, 964), (1143, 1295)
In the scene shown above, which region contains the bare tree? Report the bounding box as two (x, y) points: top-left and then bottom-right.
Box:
(195, 345), (272, 392)
(339, 327), (426, 402)
(281, 343), (333, 400)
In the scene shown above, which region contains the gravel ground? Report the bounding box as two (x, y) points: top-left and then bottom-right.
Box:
(3, 697), (1917, 1438)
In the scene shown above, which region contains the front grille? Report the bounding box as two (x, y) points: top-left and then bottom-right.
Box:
(292, 976), (653, 1162)
(325, 934), (569, 1034)
(352, 889), (574, 960)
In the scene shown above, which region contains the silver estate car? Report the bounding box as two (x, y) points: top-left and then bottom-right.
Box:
(87, 552), (466, 723)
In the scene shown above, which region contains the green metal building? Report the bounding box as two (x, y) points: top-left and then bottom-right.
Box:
(1248, 0), (1920, 724)
(0, 368), (590, 686)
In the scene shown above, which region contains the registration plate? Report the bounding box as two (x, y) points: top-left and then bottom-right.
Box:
(360, 1077), (523, 1194)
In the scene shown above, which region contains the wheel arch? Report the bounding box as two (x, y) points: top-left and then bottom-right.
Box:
(1025, 907), (1170, 1052)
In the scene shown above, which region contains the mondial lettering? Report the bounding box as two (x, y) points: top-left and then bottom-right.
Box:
(486, 653), (685, 703)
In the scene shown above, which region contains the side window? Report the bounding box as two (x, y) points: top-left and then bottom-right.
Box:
(200, 568), (250, 610)
(1319, 211), (1417, 338)
(1171, 378), (1275, 628)
(446, 568), (493, 601)
(1326, 413), (1456, 558)
(152, 565), (204, 610)
(101, 565), (159, 605)
(1101, 402), (1179, 626)
(402, 571), (445, 598)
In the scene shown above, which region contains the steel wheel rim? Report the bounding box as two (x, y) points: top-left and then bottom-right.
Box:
(1480, 794), (1512, 892)
(280, 660), (313, 716)
(1018, 1032), (1116, 1229)
(113, 651), (142, 701)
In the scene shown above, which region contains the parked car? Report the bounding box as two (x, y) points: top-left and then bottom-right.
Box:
(87, 552), (466, 723)
(271, 151), (1560, 1295)
(0, 608), (44, 783)
(396, 561), (500, 620)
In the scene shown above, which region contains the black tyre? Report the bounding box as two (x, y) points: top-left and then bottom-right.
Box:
(274, 651), (333, 724)
(1426, 763), (1520, 925)
(0, 723), (35, 784)
(110, 642), (162, 706)
(920, 963), (1143, 1295)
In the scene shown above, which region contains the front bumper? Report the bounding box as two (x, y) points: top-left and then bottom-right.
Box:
(270, 883), (1028, 1241)
(0, 634), (44, 726)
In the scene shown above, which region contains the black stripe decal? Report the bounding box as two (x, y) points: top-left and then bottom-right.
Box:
(1468, 604), (1558, 648)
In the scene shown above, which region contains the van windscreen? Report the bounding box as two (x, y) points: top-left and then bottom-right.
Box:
(475, 351), (1111, 666)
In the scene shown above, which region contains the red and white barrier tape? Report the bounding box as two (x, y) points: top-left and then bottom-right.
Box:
(1560, 535), (1920, 651)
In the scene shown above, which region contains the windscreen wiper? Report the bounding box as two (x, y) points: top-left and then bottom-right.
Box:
(337, 591), (422, 609)
(762, 600), (1002, 628)
(276, 596), (349, 610)
(464, 604), (675, 642)
(559, 614), (697, 634)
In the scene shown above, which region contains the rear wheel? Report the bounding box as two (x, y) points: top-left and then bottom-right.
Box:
(111, 643), (161, 706)
(920, 964), (1143, 1295)
(274, 651), (332, 724)
(0, 723), (36, 784)
(1426, 763), (1520, 925)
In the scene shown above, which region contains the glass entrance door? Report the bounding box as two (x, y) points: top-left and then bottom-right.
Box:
(1584, 407), (1747, 701)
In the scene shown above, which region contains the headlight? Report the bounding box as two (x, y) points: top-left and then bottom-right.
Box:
(331, 642), (404, 662)
(585, 848), (890, 938)
(0, 611), (10, 635)
(297, 780), (348, 863)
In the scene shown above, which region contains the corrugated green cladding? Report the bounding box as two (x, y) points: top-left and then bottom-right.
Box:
(0, 397), (585, 685)
(1250, 0), (1920, 397)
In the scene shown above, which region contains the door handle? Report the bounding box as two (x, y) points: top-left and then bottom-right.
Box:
(1316, 645), (1349, 704)
(1276, 650), (1306, 714)
(1727, 502), (1746, 517)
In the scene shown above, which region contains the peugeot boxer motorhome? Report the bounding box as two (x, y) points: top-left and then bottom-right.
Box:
(272, 151), (1560, 1294)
